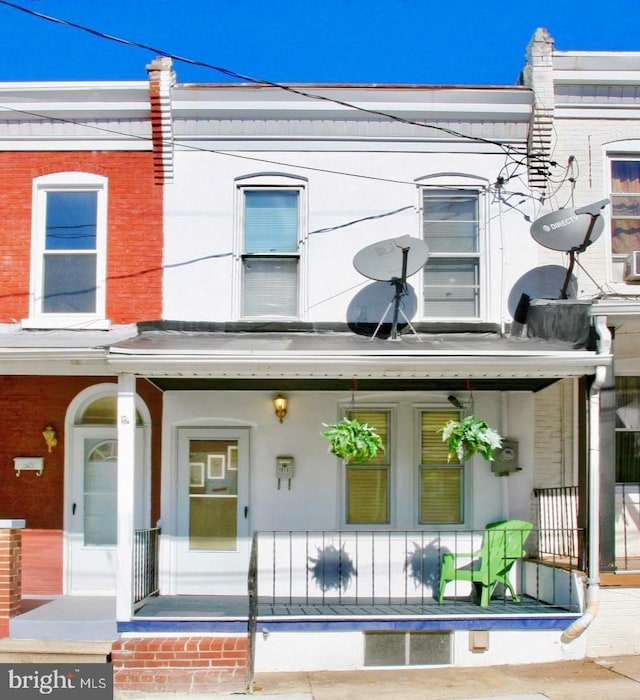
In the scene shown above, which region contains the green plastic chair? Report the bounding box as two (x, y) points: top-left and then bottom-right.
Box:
(437, 520), (533, 607)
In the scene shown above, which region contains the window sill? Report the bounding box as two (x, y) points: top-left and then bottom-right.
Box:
(21, 317), (112, 331)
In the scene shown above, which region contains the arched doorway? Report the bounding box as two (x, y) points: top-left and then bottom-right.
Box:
(64, 384), (150, 594)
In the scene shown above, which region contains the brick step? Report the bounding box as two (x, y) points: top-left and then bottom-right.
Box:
(0, 639), (111, 663)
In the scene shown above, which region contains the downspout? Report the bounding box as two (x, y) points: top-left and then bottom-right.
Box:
(561, 317), (611, 642)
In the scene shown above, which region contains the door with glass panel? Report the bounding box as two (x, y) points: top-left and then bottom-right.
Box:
(175, 428), (250, 594)
(67, 427), (144, 594)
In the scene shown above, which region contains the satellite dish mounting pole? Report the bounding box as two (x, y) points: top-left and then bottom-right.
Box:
(560, 249), (578, 300)
(389, 245), (410, 340)
(559, 199), (609, 299)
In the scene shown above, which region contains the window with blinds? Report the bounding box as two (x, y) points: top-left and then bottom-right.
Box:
(345, 410), (390, 524)
(422, 189), (480, 318)
(242, 189), (300, 317)
(615, 376), (640, 482)
(419, 410), (463, 524)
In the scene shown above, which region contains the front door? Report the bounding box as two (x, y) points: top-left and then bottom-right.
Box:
(67, 427), (145, 594)
(175, 427), (250, 594)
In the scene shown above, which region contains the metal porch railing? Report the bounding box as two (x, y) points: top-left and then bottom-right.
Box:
(533, 486), (580, 561)
(133, 527), (160, 606)
(533, 484), (640, 571)
(251, 528), (582, 609)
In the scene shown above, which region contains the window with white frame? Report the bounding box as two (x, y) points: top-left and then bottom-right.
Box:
(241, 188), (301, 318)
(344, 409), (390, 525)
(422, 189), (481, 318)
(615, 376), (640, 483)
(610, 159), (640, 262)
(419, 409), (464, 524)
(341, 406), (466, 527)
(28, 172), (107, 328)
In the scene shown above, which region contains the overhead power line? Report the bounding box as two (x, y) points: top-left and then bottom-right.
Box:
(0, 0), (549, 168)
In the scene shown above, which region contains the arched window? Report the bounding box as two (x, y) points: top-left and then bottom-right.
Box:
(76, 395), (143, 426)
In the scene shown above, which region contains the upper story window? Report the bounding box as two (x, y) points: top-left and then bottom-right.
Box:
(241, 188), (302, 318)
(611, 159), (640, 260)
(422, 189), (481, 319)
(26, 172), (108, 329)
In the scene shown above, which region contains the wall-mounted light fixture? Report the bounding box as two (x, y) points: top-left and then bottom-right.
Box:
(273, 395), (288, 423)
(42, 425), (57, 452)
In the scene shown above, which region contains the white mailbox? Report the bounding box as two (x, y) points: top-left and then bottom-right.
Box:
(14, 457), (44, 476)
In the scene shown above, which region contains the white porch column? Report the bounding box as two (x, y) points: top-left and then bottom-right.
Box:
(116, 372), (137, 622)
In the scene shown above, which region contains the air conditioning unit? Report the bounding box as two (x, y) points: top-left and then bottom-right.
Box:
(623, 251), (640, 282)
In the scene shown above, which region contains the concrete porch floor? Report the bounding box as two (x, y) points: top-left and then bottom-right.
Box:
(8, 593), (578, 642)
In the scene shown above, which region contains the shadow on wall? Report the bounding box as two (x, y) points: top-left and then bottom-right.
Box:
(307, 543), (358, 592)
(347, 281), (418, 338)
(404, 542), (441, 595)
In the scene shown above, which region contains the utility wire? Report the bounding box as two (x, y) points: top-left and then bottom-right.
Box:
(0, 0), (546, 167)
(0, 103), (514, 190)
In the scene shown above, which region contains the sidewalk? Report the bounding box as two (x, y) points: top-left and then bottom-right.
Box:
(115, 654), (640, 700)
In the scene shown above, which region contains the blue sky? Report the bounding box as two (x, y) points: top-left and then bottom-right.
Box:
(0, 0), (638, 85)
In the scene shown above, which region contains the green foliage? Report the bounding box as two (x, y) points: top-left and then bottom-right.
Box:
(321, 417), (385, 464)
(440, 415), (503, 462)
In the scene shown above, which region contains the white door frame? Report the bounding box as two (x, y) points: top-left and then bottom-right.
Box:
(63, 383), (151, 595)
(163, 426), (251, 595)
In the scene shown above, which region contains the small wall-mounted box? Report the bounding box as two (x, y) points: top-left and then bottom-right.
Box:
(276, 456), (295, 489)
(491, 439), (521, 475)
(14, 457), (44, 476)
(276, 456), (295, 480)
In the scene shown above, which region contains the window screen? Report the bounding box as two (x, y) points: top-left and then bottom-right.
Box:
(242, 189), (299, 317)
(611, 161), (640, 256)
(615, 376), (640, 482)
(345, 410), (390, 524)
(422, 190), (480, 318)
(43, 191), (98, 313)
(420, 410), (463, 524)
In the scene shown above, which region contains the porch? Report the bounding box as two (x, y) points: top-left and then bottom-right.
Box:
(74, 525), (591, 641)
(10, 526), (585, 642)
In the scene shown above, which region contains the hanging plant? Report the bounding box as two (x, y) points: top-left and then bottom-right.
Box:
(321, 417), (385, 464)
(440, 415), (503, 462)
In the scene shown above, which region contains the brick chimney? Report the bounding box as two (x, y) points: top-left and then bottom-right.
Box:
(147, 56), (175, 184)
(521, 28), (555, 196)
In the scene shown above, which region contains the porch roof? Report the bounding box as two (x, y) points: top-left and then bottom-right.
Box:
(106, 329), (608, 388)
(0, 325), (610, 385)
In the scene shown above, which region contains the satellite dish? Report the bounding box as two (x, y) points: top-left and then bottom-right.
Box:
(353, 235), (429, 282)
(529, 199), (610, 299)
(530, 207), (605, 252)
(353, 235), (429, 340)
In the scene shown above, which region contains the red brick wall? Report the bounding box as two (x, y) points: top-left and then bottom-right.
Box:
(111, 636), (249, 693)
(0, 375), (163, 595)
(0, 151), (162, 323)
(21, 529), (63, 596)
(0, 527), (23, 637)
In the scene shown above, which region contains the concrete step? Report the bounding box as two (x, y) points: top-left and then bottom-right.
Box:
(9, 596), (117, 642)
(0, 639), (112, 663)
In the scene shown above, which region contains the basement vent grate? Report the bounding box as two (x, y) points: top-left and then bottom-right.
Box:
(364, 631), (452, 667)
